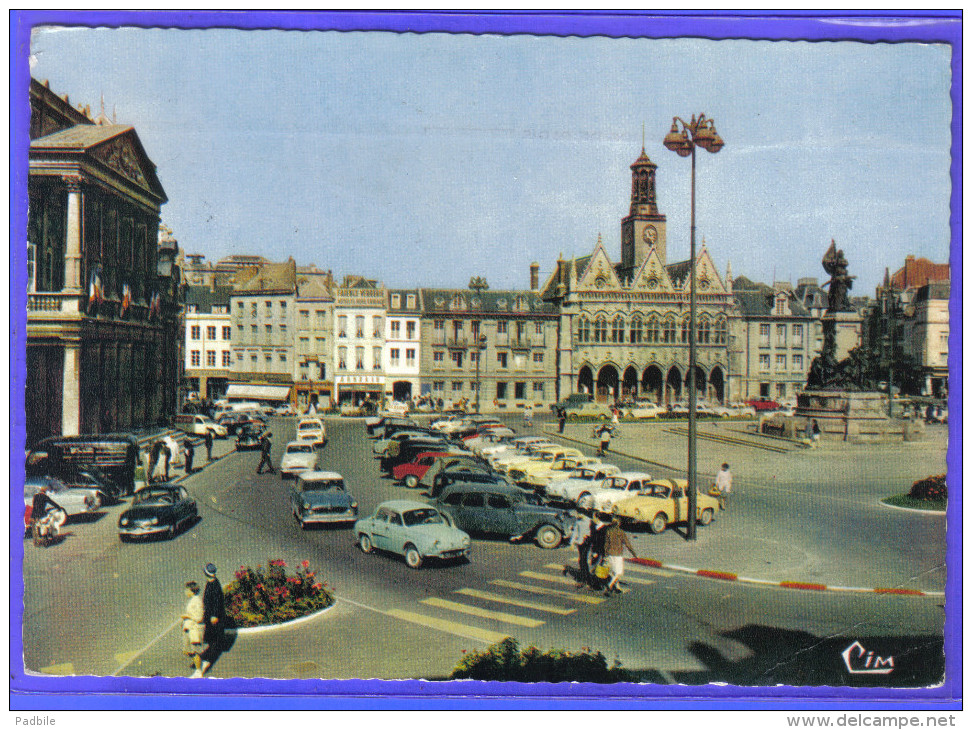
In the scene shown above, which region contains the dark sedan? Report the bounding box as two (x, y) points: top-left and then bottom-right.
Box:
(236, 424), (265, 451)
(118, 484), (198, 541)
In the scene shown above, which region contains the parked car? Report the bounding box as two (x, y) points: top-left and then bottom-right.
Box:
(488, 440), (559, 471)
(508, 454), (601, 490)
(544, 464), (623, 502)
(383, 400), (411, 418)
(354, 500), (471, 569)
(433, 482), (570, 549)
(218, 411), (263, 436)
(392, 451), (460, 488)
(118, 484), (198, 541)
(290, 471), (358, 529)
(590, 471), (654, 512)
(280, 440), (319, 479)
(275, 404), (298, 416)
(296, 417), (327, 448)
(55, 469), (114, 509)
(24, 476), (98, 519)
(174, 413), (228, 439)
(26, 435), (139, 496)
(561, 396), (614, 421)
(495, 445), (587, 476)
(612, 478), (720, 533)
(236, 424), (264, 451)
(551, 392), (595, 412)
(624, 401), (664, 419)
(428, 471), (517, 500)
(746, 398), (781, 412)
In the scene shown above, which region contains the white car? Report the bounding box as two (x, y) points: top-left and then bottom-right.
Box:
(544, 465), (623, 502)
(25, 476), (98, 518)
(487, 438), (556, 470)
(625, 401), (664, 419)
(431, 415), (465, 432)
(591, 471), (655, 512)
(383, 401), (410, 418)
(296, 418), (327, 447)
(280, 441), (319, 479)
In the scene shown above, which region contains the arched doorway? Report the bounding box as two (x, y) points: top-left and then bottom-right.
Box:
(621, 366), (639, 400)
(684, 366), (707, 402)
(577, 366), (594, 396)
(665, 367), (682, 404)
(392, 380), (412, 401)
(596, 364), (619, 404)
(708, 367), (725, 404)
(642, 365), (664, 404)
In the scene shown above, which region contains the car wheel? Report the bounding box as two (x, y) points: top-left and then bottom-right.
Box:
(699, 508), (714, 526)
(405, 474), (419, 489)
(358, 533), (373, 553)
(535, 524), (562, 549)
(649, 513), (668, 534)
(577, 491), (591, 505)
(404, 544), (424, 569)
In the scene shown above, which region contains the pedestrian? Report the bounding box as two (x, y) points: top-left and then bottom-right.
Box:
(140, 448), (152, 487)
(558, 408), (566, 434)
(523, 405), (533, 427)
(715, 462), (732, 511)
(200, 563), (225, 677)
(149, 440), (165, 483)
(162, 440), (172, 482)
(594, 423), (614, 456)
(587, 513), (610, 590)
(184, 438), (195, 474)
(602, 516), (638, 595)
(611, 407), (620, 426)
(204, 429), (214, 462)
(563, 502), (593, 585)
(811, 419), (821, 448)
(181, 581), (207, 677)
(256, 431), (275, 474)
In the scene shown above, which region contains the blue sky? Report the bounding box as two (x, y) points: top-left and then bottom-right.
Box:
(28, 26), (952, 295)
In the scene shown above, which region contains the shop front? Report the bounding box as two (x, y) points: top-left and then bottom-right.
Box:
(334, 374), (385, 407)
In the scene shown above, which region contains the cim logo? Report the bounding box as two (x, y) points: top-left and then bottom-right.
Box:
(841, 641), (894, 675)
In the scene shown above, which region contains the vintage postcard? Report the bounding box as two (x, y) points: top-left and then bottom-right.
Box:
(12, 10), (960, 714)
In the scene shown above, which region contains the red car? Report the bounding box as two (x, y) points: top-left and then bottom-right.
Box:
(392, 451), (457, 489)
(746, 398), (781, 412)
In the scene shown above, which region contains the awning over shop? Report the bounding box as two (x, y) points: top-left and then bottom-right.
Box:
(225, 384), (292, 401)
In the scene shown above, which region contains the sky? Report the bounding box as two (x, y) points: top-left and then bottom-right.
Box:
(27, 22), (953, 295)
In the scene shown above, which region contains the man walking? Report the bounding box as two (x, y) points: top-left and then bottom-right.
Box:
(563, 501), (593, 585)
(594, 423), (614, 456)
(715, 462), (732, 510)
(557, 409), (566, 434)
(602, 516), (638, 596)
(184, 438), (195, 474)
(256, 431), (275, 474)
(199, 563), (225, 677)
(204, 429), (214, 462)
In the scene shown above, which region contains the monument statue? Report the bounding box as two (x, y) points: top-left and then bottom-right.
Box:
(822, 240), (855, 314)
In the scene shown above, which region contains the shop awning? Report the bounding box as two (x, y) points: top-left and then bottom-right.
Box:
(225, 384), (292, 401)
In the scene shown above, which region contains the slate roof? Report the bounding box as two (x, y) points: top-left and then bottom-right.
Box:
(30, 123), (131, 149)
(234, 260), (297, 294)
(794, 280), (828, 311)
(666, 259), (692, 287)
(732, 278), (811, 317)
(185, 284), (234, 312)
(387, 289), (422, 312)
(915, 282), (950, 302)
(420, 288), (556, 315)
(296, 275), (333, 300)
(539, 256), (592, 300)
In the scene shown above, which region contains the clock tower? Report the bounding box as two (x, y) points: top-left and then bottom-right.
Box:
(621, 146), (667, 272)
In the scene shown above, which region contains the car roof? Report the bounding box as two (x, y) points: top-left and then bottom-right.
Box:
(645, 478), (688, 489)
(378, 499), (439, 512)
(297, 471), (343, 480)
(285, 440), (315, 448)
(438, 482), (524, 498)
(617, 472), (653, 481)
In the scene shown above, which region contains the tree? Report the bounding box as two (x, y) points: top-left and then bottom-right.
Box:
(468, 276), (489, 292)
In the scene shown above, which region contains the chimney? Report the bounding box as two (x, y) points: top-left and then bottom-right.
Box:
(530, 262), (540, 291)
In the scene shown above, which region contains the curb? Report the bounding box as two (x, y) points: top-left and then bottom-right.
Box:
(627, 557), (944, 598)
(228, 602), (336, 635)
(878, 499), (947, 516)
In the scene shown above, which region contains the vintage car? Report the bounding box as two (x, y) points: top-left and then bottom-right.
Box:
(24, 476), (98, 519)
(612, 478), (721, 533)
(433, 482), (570, 549)
(561, 397), (614, 421)
(488, 441), (560, 472)
(746, 398), (781, 412)
(296, 417), (327, 447)
(118, 484), (198, 541)
(280, 440), (319, 479)
(383, 400), (411, 418)
(427, 471), (519, 500)
(290, 471), (358, 529)
(430, 414), (466, 432)
(590, 471), (654, 512)
(174, 413), (228, 439)
(418, 453), (492, 490)
(236, 424), (264, 451)
(391, 451), (457, 488)
(481, 435), (546, 460)
(354, 500), (471, 569)
(507, 454), (601, 490)
(496, 445), (587, 477)
(624, 401), (664, 419)
(372, 428), (443, 456)
(544, 464), (623, 502)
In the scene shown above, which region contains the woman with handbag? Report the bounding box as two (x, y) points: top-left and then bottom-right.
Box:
(181, 581), (208, 677)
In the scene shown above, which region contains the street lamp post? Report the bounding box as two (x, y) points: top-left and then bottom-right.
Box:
(664, 113), (724, 542)
(475, 334), (487, 413)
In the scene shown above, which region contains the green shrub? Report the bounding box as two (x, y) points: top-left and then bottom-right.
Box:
(909, 474), (947, 502)
(449, 637), (634, 683)
(224, 559), (334, 627)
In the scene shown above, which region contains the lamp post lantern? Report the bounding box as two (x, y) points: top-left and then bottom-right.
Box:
(663, 113), (724, 542)
(475, 334), (487, 413)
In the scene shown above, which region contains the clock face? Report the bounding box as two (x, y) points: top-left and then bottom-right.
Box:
(643, 225), (657, 245)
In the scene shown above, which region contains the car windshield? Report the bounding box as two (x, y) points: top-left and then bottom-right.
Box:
(608, 480), (629, 491)
(287, 444), (314, 454)
(298, 423), (320, 431)
(303, 479), (344, 492)
(133, 489), (176, 506)
(402, 508), (444, 527)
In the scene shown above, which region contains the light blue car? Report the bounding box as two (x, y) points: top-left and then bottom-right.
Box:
(354, 500), (471, 569)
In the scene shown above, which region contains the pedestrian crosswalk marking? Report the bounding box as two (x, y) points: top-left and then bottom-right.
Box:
(421, 597), (545, 628)
(113, 650), (140, 666)
(556, 560), (676, 578)
(491, 579), (605, 605)
(519, 570), (577, 586)
(386, 608), (508, 644)
(40, 662), (74, 675)
(456, 588), (576, 616)
(542, 564), (656, 587)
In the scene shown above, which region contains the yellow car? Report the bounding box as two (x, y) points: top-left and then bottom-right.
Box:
(497, 446), (586, 476)
(508, 454), (601, 489)
(612, 478), (720, 533)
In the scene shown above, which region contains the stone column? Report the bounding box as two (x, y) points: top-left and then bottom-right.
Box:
(62, 341), (81, 436)
(63, 175), (84, 292)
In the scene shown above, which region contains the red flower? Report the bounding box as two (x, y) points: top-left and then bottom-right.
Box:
(301, 560), (310, 569)
(312, 582), (323, 591)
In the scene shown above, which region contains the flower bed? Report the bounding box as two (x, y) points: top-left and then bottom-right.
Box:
(225, 559), (334, 628)
(881, 474), (947, 512)
(449, 637), (634, 683)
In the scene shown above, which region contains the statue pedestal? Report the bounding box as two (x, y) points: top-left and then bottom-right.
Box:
(795, 390), (920, 443)
(823, 311), (863, 361)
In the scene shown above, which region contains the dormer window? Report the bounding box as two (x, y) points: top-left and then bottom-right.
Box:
(775, 294), (788, 316)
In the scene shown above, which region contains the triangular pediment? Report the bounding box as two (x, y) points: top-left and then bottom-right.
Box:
(90, 129), (168, 201)
(629, 247), (675, 293)
(576, 241), (622, 292)
(694, 247), (727, 294)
